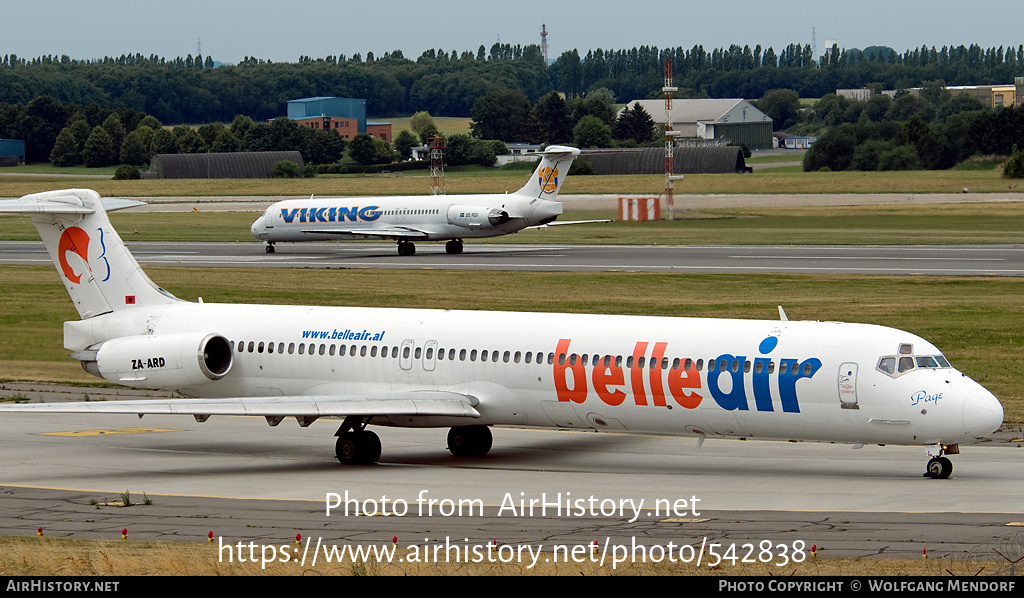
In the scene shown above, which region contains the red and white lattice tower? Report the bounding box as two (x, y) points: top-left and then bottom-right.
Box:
(540, 24), (549, 67)
(662, 59), (682, 220)
(429, 134), (446, 195)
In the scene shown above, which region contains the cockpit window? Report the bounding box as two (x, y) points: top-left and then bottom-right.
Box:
(877, 347), (952, 378)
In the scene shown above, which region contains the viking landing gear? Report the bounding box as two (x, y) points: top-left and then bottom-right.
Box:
(445, 239), (464, 255)
(923, 443), (958, 479)
(447, 425), (492, 457)
(335, 416), (381, 465)
(397, 241), (416, 256)
(265, 242), (275, 254)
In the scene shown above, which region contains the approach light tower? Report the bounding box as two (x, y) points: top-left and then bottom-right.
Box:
(540, 24), (549, 67)
(663, 59), (683, 220)
(429, 134), (446, 195)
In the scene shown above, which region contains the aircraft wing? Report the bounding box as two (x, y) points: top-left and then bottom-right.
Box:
(0, 390), (481, 420)
(300, 225), (431, 239)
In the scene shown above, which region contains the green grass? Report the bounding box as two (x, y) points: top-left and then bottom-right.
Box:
(5, 163), (1024, 197)
(2, 266), (1022, 423)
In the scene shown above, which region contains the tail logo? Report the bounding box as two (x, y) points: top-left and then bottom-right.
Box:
(539, 166), (559, 194)
(58, 227), (92, 284)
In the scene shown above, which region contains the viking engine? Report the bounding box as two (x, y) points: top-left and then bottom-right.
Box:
(447, 205), (512, 228)
(76, 332), (233, 389)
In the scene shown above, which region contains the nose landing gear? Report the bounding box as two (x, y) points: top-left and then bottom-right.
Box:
(923, 443), (958, 479)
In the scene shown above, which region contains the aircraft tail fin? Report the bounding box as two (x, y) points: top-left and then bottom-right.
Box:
(0, 189), (179, 319)
(515, 145), (581, 200)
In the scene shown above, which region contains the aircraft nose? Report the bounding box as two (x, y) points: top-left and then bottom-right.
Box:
(250, 216), (266, 239)
(962, 387), (1003, 437)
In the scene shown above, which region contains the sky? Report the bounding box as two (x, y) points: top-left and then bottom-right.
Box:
(3, 0), (1022, 65)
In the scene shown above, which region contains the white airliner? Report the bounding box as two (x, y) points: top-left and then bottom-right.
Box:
(0, 189), (1005, 478)
(250, 145), (603, 256)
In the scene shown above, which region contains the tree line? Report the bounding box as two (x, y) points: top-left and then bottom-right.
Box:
(3, 41), (1022, 125)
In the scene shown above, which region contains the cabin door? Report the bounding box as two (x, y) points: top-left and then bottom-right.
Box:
(839, 362), (859, 409)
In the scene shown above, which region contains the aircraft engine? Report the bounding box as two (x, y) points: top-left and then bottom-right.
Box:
(76, 332), (233, 389)
(447, 205), (511, 228)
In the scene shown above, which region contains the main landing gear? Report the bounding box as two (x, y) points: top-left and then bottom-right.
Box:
(395, 239), (464, 255)
(333, 419), (493, 464)
(923, 443), (958, 479)
(335, 417), (381, 465)
(265, 242), (275, 254)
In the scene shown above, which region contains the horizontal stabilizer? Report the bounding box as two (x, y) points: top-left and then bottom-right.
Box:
(528, 219), (612, 229)
(0, 391), (481, 419)
(0, 194), (145, 214)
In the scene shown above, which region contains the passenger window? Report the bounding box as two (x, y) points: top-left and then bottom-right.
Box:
(288, 343), (295, 354)
(298, 343), (305, 355)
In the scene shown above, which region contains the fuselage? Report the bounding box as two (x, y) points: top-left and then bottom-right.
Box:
(250, 192), (564, 242)
(66, 301), (1004, 447)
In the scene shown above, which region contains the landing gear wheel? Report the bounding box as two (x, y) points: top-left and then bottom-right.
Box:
(445, 240), (464, 255)
(397, 242), (416, 256)
(265, 243), (275, 254)
(447, 425), (492, 457)
(924, 456), (952, 479)
(335, 431), (382, 465)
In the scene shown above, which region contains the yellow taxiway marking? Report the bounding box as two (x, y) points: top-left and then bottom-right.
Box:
(39, 428), (179, 437)
(1006, 522), (1024, 526)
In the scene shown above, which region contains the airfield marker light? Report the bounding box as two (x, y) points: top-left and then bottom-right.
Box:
(296, 533), (302, 546)
(393, 536), (398, 548)
(208, 531), (214, 544)
(811, 544), (816, 558)
(490, 538), (497, 552)
(122, 528), (127, 541)
(923, 545), (927, 560)
(592, 540), (598, 556)
(37, 527), (42, 537)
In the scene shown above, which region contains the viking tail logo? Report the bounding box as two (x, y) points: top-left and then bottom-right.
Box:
(58, 226), (92, 284)
(539, 166), (559, 194)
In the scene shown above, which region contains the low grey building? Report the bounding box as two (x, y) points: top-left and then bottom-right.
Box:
(620, 99), (773, 150)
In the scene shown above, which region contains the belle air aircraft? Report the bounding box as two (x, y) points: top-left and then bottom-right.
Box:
(250, 145), (604, 256)
(0, 188), (1005, 478)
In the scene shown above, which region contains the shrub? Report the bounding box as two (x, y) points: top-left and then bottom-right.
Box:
(112, 164), (141, 180)
(1004, 150), (1024, 179)
(273, 160), (301, 178)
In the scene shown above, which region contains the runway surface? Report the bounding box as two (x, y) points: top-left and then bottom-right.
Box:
(1, 384), (1021, 561)
(5, 240), (1024, 276)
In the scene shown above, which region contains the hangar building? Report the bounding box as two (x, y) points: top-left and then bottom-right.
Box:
(619, 99), (774, 150)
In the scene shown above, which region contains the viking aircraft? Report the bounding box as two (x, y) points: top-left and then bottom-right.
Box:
(250, 145), (604, 256)
(0, 188), (1004, 478)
